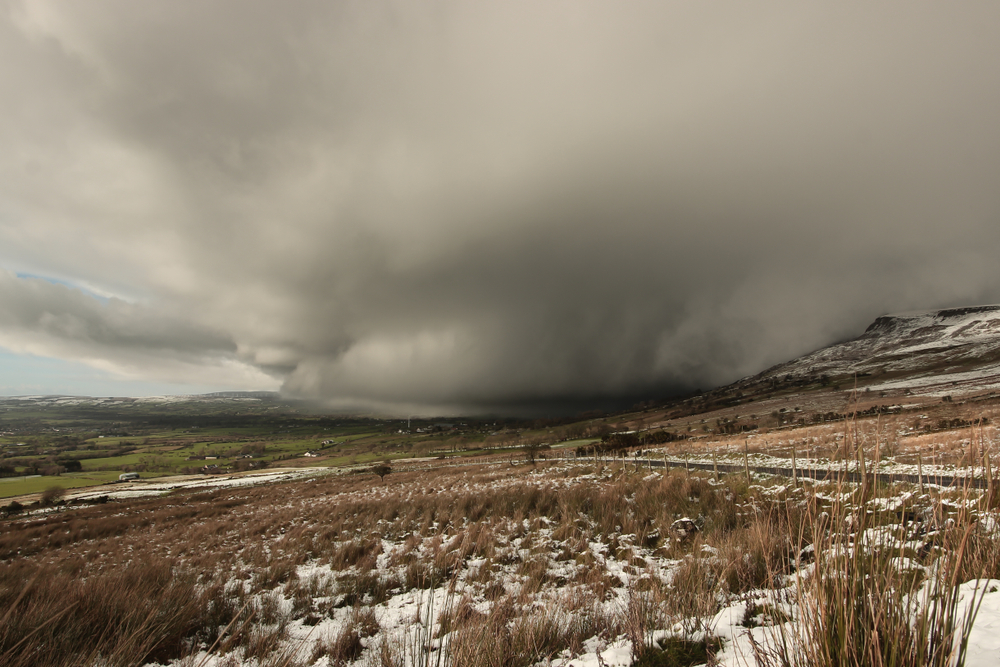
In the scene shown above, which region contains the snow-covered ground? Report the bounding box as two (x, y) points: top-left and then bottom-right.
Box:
(127, 462), (1000, 667)
(166, 544), (1000, 667)
(68, 468), (329, 502)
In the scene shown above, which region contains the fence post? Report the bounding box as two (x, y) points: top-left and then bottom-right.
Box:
(744, 440), (751, 486)
(792, 446), (797, 488)
(918, 454), (924, 494)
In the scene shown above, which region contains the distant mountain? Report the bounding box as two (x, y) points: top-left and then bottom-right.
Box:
(0, 391), (281, 409)
(201, 391), (281, 400)
(736, 305), (1000, 399)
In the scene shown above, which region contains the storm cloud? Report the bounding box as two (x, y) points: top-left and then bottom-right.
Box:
(3, 1), (1000, 413)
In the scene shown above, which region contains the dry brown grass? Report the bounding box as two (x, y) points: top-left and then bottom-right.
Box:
(651, 401), (1000, 472)
(0, 559), (225, 667)
(0, 462), (725, 663)
(310, 606), (380, 665)
(752, 480), (991, 667)
(447, 591), (619, 667)
(1, 449), (996, 666)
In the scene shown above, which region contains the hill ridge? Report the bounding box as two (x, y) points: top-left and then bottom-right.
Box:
(735, 304), (1000, 399)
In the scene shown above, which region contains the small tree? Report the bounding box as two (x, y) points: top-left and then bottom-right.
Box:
(371, 463), (392, 482)
(523, 443), (550, 466)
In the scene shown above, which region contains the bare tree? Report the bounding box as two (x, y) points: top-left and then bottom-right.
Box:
(523, 442), (550, 466)
(523, 443), (541, 466)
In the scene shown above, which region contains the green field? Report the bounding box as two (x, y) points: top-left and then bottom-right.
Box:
(552, 438), (600, 449)
(1, 395), (622, 501)
(0, 471), (168, 499)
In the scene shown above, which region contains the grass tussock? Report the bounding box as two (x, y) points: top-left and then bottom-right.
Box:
(447, 592), (619, 667)
(751, 477), (993, 667)
(0, 560), (225, 667)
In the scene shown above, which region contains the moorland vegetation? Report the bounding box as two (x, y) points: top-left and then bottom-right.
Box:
(4, 383), (1000, 666)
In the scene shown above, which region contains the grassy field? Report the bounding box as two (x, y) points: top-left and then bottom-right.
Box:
(2, 403), (421, 485)
(0, 470), (141, 497)
(1, 398), (590, 498)
(8, 397), (599, 466)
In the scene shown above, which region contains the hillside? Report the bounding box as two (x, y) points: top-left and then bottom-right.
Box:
(732, 305), (1000, 401)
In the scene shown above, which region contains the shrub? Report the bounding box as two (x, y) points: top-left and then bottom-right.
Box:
(1, 500), (23, 516)
(40, 486), (65, 505)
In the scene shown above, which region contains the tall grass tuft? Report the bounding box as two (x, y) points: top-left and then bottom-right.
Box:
(0, 560), (209, 667)
(752, 475), (990, 667)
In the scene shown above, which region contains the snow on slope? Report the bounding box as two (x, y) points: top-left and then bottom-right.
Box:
(744, 305), (1000, 397)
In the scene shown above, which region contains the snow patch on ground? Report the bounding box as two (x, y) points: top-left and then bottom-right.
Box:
(69, 468), (327, 501)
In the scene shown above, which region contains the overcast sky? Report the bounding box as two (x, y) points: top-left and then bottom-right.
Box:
(2, 1), (1000, 414)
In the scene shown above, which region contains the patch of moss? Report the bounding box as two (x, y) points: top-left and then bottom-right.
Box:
(634, 636), (722, 667)
(740, 601), (791, 628)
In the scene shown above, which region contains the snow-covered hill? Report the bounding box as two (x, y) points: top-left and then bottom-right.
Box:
(742, 305), (1000, 398)
(0, 392), (281, 409)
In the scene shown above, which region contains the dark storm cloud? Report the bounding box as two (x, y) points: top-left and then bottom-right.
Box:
(3, 1), (1000, 413)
